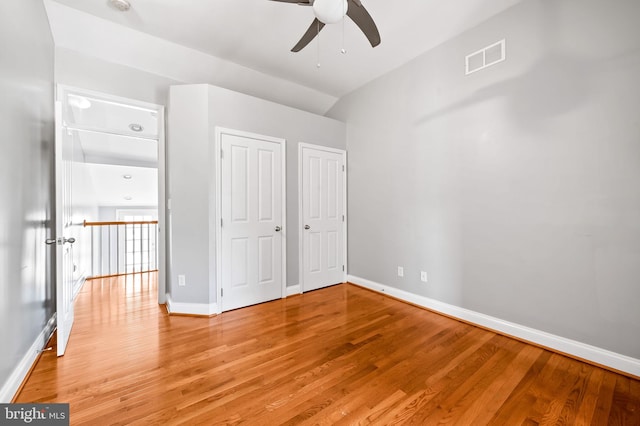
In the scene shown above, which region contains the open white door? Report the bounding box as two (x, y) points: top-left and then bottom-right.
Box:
(218, 129), (286, 312)
(300, 144), (346, 292)
(51, 101), (75, 356)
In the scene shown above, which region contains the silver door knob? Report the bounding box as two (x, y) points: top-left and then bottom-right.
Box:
(65, 237), (76, 244)
(274, 226), (281, 232)
(304, 225), (310, 230)
(45, 238), (57, 245)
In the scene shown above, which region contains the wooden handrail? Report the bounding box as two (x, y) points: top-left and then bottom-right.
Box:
(84, 220), (158, 227)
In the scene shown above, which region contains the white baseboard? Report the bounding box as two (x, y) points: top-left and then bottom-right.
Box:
(286, 285), (301, 297)
(0, 314), (56, 403)
(165, 294), (219, 316)
(348, 275), (640, 378)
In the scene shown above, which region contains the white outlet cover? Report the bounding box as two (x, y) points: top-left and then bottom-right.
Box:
(178, 275), (186, 286)
(397, 266), (404, 277)
(421, 271), (428, 282)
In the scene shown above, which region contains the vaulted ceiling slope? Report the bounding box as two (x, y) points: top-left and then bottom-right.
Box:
(46, 0), (523, 114)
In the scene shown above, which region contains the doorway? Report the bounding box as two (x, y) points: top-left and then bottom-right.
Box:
(55, 85), (166, 355)
(298, 143), (347, 292)
(215, 128), (287, 312)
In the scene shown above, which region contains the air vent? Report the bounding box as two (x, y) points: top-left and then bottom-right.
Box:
(465, 39), (506, 75)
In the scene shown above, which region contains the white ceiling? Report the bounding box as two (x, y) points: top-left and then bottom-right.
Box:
(83, 163), (158, 207)
(67, 94), (159, 141)
(47, 0), (523, 114)
(63, 89), (159, 207)
(78, 132), (157, 169)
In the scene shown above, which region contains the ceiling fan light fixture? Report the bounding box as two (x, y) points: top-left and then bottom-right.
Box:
(312, 0), (348, 24)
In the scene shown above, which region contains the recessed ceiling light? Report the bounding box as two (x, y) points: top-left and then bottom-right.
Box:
(109, 0), (131, 12)
(129, 123), (144, 132)
(123, 174), (132, 180)
(124, 196), (133, 201)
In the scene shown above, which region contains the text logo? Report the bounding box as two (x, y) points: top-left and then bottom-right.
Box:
(1, 404), (69, 425)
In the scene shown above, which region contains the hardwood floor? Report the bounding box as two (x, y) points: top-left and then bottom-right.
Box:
(16, 274), (640, 425)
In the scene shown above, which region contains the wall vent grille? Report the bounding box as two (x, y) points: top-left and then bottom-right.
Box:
(465, 39), (506, 75)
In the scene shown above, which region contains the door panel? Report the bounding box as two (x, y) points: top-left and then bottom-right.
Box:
(309, 232), (322, 273)
(327, 231), (338, 270)
(327, 159), (338, 219)
(301, 145), (345, 292)
(258, 149), (274, 221)
(221, 132), (283, 311)
(258, 236), (274, 283)
(231, 238), (248, 288)
(55, 101), (75, 356)
(309, 157), (321, 219)
(231, 145), (249, 222)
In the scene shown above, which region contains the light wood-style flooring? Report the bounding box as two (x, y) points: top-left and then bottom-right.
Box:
(16, 274), (640, 425)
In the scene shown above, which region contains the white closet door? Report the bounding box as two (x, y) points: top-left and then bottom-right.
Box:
(220, 132), (284, 311)
(301, 145), (345, 292)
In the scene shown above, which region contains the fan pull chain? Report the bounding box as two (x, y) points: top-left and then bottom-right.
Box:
(317, 20), (321, 68)
(341, 0), (347, 54)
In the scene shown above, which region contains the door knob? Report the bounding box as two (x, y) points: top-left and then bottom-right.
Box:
(45, 238), (57, 245)
(65, 237), (76, 244)
(274, 226), (281, 232)
(304, 225), (310, 230)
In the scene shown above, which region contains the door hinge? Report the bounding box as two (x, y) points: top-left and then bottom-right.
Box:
(342, 215), (345, 222)
(342, 165), (345, 172)
(220, 149), (224, 159)
(221, 218), (223, 227)
(221, 288), (224, 297)
(342, 265), (345, 271)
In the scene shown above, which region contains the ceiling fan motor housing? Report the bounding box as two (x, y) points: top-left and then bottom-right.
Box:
(313, 0), (348, 24)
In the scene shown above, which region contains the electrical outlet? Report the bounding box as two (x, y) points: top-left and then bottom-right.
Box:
(178, 274), (186, 287)
(420, 271), (428, 282)
(397, 266), (404, 277)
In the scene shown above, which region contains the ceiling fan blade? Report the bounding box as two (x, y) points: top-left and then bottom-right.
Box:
(269, 0), (311, 4)
(291, 18), (326, 52)
(346, 0), (381, 48)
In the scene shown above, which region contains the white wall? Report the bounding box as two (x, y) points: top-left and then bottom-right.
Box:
(328, 0), (640, 359)
(167, 84), (346, 306)
(0, 0), (55, 401)
(55, 47), (180, 107)
(98, 206), (158, 222)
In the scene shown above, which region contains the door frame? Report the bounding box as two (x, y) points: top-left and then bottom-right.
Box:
(298, 142), (348, 293)
(55, 84), (167, 304)
(214, 127), (288, 311)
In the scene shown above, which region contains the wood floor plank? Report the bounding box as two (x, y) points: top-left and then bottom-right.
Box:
(608, 375), (640, 425)
(453, 344), (542, 425)
(15, 275), (640, 425)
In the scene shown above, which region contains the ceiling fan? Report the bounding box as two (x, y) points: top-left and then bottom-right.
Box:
(270, 0), (381, 52)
